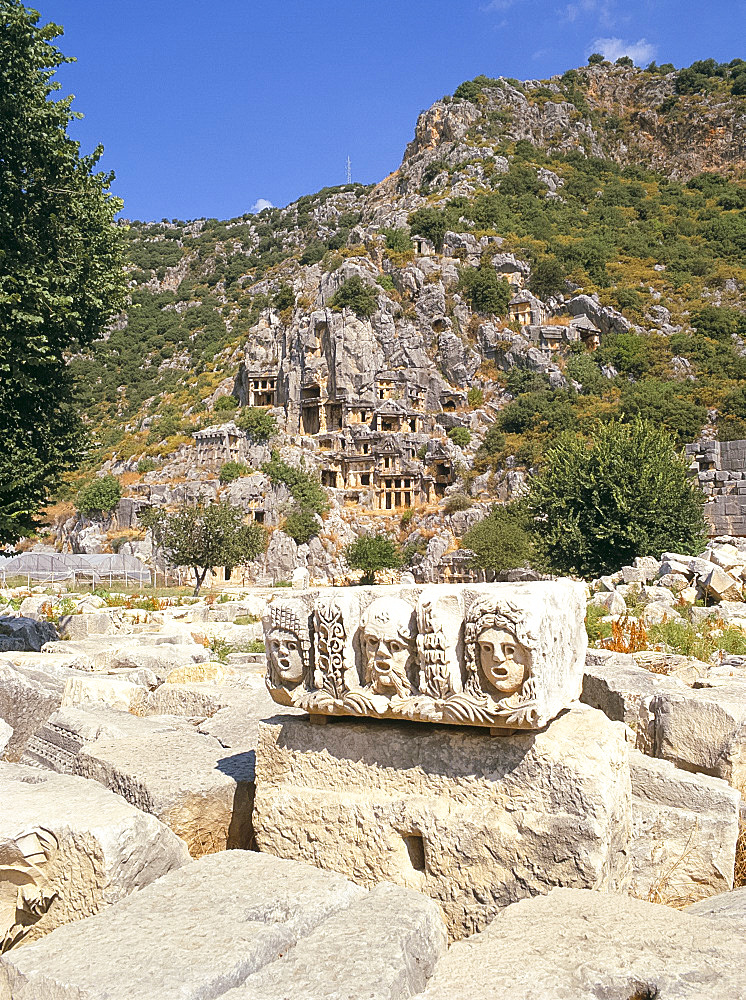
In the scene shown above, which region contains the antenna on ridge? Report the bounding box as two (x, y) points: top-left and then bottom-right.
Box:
(346, 155), (352, 184)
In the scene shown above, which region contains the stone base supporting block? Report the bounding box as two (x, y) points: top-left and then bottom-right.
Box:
(254, 705), (631, 940)
(0, 763), (189, 952)
(0, 853), (447, 1000)
(264, 581), (587, 732)
(419, 888), (746, 999)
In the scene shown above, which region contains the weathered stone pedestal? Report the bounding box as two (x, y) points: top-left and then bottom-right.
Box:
(254, 704), (631, 940)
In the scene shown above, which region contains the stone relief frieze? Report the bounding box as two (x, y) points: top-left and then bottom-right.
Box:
(263, 581), (587, 731)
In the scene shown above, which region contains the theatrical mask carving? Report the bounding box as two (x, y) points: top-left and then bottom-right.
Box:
(265, 602), (311, 704)
(264, 582), (586, 730)
(360, 597), (418, 699)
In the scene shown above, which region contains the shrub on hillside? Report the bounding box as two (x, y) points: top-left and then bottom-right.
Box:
(447, 427), (472, 447)
(219, 461), (249, 484)
(330, 275), (378, 318)
(238, 406), (277, 441)
(463, 503), (534, 573)
(214, 394), (239, 412)
(77, 475), (122, 516)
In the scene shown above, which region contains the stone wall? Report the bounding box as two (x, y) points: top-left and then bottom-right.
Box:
(686, 438), (746, 536)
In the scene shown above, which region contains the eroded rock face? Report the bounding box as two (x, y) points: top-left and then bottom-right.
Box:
(263, 581), (587, 731)
(0, 763), (189, 952)
(253, 704), (631, 940)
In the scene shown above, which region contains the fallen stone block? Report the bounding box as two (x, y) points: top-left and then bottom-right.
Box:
(0, 656), (80, 761)
(418, 887), (746, 999)
(0, 618), (57, 653)
(625, 750), (739, 905)
(0, 853), (403, 1000)
(222, 882), (446, 1000)
(21, 707), (253, 857)
(582, 650), (687, 754)
(702, 565), (743, 602)
(653, 683), (746, 788)
(589, 590), (625, 615)
(57, 611), (118, 640)
(0, 762), (189, 951)
(254, 704), (631, 940)
(0, 721), (10, 756)
(688, 885), (746, 932)
(40, 636), (209, 680)
(59, 675), (150, 714)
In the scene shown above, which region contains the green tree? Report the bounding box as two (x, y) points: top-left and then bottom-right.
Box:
(526, 419), (707, 578)
(529, 257), (567, 299)
(219, 460), (248, 484)
(0, 2), (126, 543)
(407, 206), (449, 252)
(463, 503), (535, 573)
(618, 380), (707, 446)
(588, 53), (605, 65)
(282, 505), (320, 544)
(237, 406), (277, 441)
(76, 474), (121, 516)
(447, 426), (471, 447)
(330, 275), (378, 318)
(345, 533), (403, 585)
(458, 265), (511, 315)
(139, 499), (266, 595)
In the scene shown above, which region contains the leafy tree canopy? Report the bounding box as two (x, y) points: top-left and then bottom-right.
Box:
(139, 499), (266, 595)
(463, 503), (535, 573)
(0, 1), (126, 542)
(345, 533), (403, 585)
(526, 418), (707, 578)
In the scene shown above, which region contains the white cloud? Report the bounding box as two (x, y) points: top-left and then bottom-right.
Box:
(566, 0), (613, 23)
(588, 36), (656, 64)
(250, 198), (274, 214)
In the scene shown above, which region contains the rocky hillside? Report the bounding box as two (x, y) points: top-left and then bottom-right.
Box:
(47, 58), (746, 582)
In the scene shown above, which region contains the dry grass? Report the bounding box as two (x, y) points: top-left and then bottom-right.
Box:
(644, 820), (704, 910)
(735, 814), (746, 888)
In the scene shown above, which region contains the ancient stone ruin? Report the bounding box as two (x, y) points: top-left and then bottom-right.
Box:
(263, 581), (587, 730)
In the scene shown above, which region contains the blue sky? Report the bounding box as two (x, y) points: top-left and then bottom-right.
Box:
(32, 0), (746, 222)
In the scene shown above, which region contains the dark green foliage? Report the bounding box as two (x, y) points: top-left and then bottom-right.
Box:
(382, 227), (412, 252)
(282, 505), (320, 544)
(498, 390), (577, 436)
(237, 407), (276, 441)
(214, 395), (239, 411)
(529, 257), (567, 299)
(447, 426), (472, 447)
(474, 425), (507, 470)
(588, 53), (604, 65)
(463, 503), (534, 572)
(137, 458), (156, 474)
(453, 75), (499, 103)
(565, 354), (608, 395)
(76, 475), (122, 515)
(140, 499), (266, 595)
(619, 380), (707, 446)
(615, 56), (634, 68)
(330, 275), (378, 318)
(467, 387), (484, 408)
(0, 1), (126, 542)
(345, 533), (402, 584)
(407, 207), (450, 252)
(262, 451), (328, 543)
(272, 283), (295, 312)
(219, 461), (248, 483)
(527, 419), (707, 578)
(457, 265), (511, 316)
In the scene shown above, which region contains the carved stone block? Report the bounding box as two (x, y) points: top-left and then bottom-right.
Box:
(263, 582), (587, 730)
